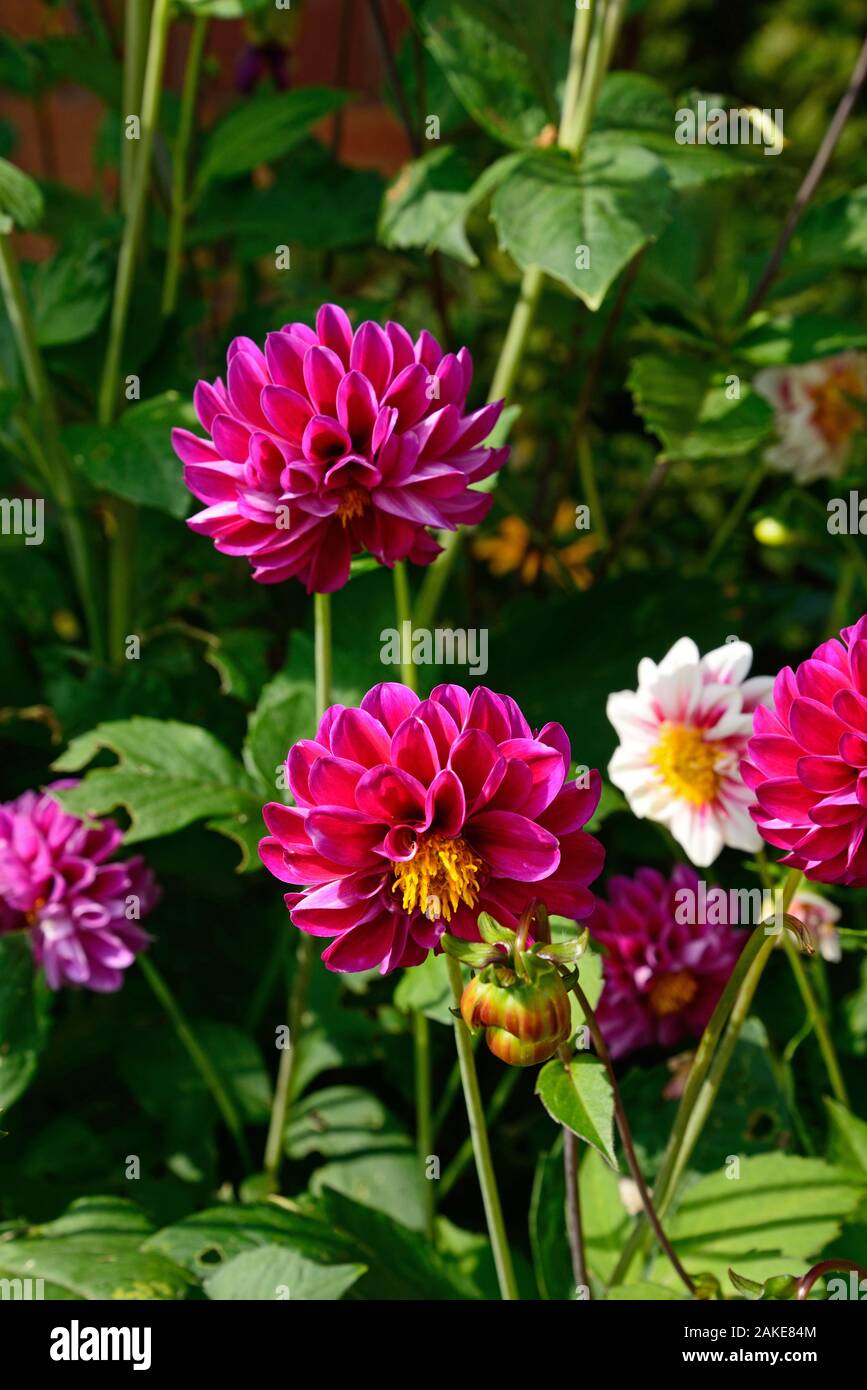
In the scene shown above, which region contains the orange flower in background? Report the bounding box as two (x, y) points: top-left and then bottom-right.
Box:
(474, 500), (600, 589)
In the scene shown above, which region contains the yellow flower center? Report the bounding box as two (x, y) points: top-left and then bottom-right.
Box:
(808, 366), (867, 447)
(391, 832), (482, 923)
(336, 487), (368, 526)
(651, 722), (721, 807)
(649, 970), (698, 1018)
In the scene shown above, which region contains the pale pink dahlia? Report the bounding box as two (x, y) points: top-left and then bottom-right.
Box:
(590, 866), (744, 1059)
(607, 638), (773, 867)
(0, 783), (158, 991)
(754, 353), (867, 484)
(172, 305), (508, 593)
(260, 683), (604, 973)
(742, 615), (867, 886)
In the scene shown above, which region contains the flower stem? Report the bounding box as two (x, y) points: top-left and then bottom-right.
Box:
(262, 591), (333, 1192)
(0, 233), (105, 658)
(100, 0), (172, 665)
(440, 1065), (519, 1198)
(121, 0), (150, 215)
(577, 430), (608, 546)
(161, 14), (208, 317)
(782, 933), (849, 1107)
(571, 983), (695, 1296)
(703, 461), (765, 572)
(446, 955), (519, 1299)
(610, 868), (803, 1286)
(138, 953), (251, 1171)
(391, 561), (436, 1236)
(562, 1128), (590, 1295)
(393, 560), (417, 690)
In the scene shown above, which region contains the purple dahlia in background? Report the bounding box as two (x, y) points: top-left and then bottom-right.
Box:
(589, 865), (744, 1059)
(0, 782), (158, 992)
(172, 304), (509, 593)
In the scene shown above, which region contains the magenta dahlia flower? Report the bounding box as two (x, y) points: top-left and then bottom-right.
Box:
(590, 866), (744, 1059)
(742, 615), (867, 886)
(260, 683), (604, 973)
(172, 305), (509, 593)
(0, 783), (158, 991)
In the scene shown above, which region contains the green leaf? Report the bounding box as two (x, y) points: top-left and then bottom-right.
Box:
(285, 1086), (409, 1160)
(143, 1203), (359, 1278)
(64, 392), (194, 518)
(204, 1245), (365, 1300)
(0, 1197), (194, 1300)
(736, 314), (867, 367)
(0, 934), (50, 1115)
(605, 1282), (686, 1300)
(30, 238), (111, 347)
(790, 185), (867, 273)
(379, 146), (477, 266)
(825, 1098), (867, 1174)
(581, 1146), (634, 1284)
(649, 1154), (866, 1289)
(491, 144), (672, 311)
(393, 951), (454, 1025)
(628, 352), (774, 460)
(195, 87), (347, 192)
(51, 717), (263, 867)
(536, 1054), (618, 1167)
(311, 1151), (426, 1231)
(422, 0), (566, 147)
(313, 1188), (478, 1300)
(204, 627), (271, 705)
(243, 671), (316, 793)
(529, 1138), (574, 1299)
(119, 1020), (272, 1129)
(0, 157), (43, 231)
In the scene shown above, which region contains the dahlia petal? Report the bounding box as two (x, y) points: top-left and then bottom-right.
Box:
(316, 303), (354, 366)
(796, 755), (854, 794)
(391, 715), (440, 784)
(465, 810), (560, 881)
(355, 765), (427, 824)
(227, 351), (270, 429)
(330, 707), (391, 767)
(360, 682), (420, 735)
(306, 808), (385, 867)
(789, 697), (849, 754)
(350, 321), (394, 398)
(261, 384), (313, 443)
(424, 768), (466, 837)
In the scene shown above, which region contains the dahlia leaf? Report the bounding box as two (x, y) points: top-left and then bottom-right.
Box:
(393, 952), (454, 1025)
(0, 1196), (194, 1300)
(0, 935), (51, 1115)
(243, 672), (317, 795)
(64, 393), (196, 519)
(0, 157), (43, 232)
(195, 87), (348, 193)
(825, 1097), (867, 1174)
(52, 718), (264, 868)
(422, 0), (567, 148)
(490, 143), (673, 312)
(628, 352), (775, 460)
(379, 146), (478, 267)
(648, 1154), (866, 1290)
(143, 1203), (359, 1278)
(536, 1055), (618, 1169)
(203, 1245), (366, 1301)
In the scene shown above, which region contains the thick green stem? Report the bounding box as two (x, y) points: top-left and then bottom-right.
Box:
(446, 955), (519, 1299)
(391, 561), (435, 1235)
(101, 0), (172, 664)
(121, 0), (151, 214)
(0, 234), (105, 658)
(782, 934), (849, 1107)
(139, 953), (251, 1170)
(393, 560), (417, 690)
(262, 592), (333, 1192)
(161, 15), (208, 316)
(610, 868), (802, 1286)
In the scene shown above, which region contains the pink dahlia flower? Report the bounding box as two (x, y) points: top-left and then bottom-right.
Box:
(172, 304), (508, 593)
(0, 782), (158, 992)
(260, 682), (604, 973)
(607, 638), (773, 867)
(742, 615), (867, 886)
(590, 866), (744, 1059)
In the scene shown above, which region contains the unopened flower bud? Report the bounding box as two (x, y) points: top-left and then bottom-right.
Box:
(461, 957), (571, 1067)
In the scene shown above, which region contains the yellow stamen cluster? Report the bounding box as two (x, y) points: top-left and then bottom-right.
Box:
(336, 487), (368, 526)
(649, 970), (699, 1018)
(392, 832), (482, 923)
(651, 722), (721, 807)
